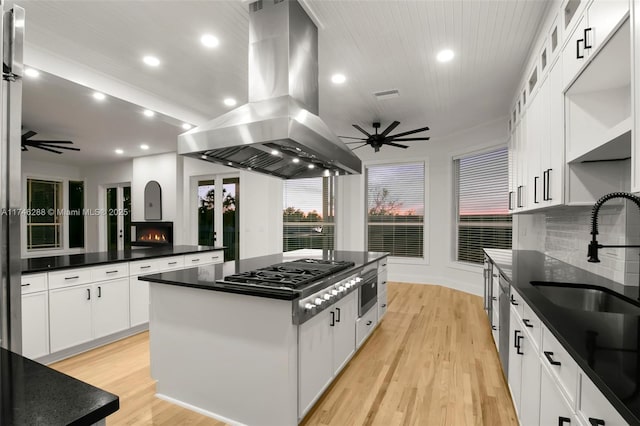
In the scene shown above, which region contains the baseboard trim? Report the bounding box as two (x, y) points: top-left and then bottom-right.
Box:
(155, 393), (247, 426)
(36, 323), (149, 365)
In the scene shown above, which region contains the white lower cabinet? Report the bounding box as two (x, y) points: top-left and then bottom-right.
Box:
(49, 279), (130, 352)
(508, 306), (523, 412)
(378, 288), (387, 321)
(299, 291), (359, 418)
(578, 372), (628, 426)
(540, 364), (578, 426)
(519, 331), (541, 426)
(356, 304), (378, 348)
(130, 277), (150, 326)
(21, 291), (49, 359)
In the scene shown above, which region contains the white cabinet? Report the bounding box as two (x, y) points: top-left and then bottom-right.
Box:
(540, 363), (578, 426)
(332, 291), (357, 374)
(508, 305), (523, 413)
(519, 331), (541, 426)
(377, 259), (388, 321)
(129, 277), (150, 327)
(298, 308), (333, 418)
(49, 278), (130, 352)
(563, 14), (590, 87)
(587, 0), (629, 52)
(378, 289), (387, 321)
(22, 291), (49, 359)
(49, 284), (94, 352)
(93, 278), (130, 338)
(184, 251), (223, 266)
(578, 372), (628, 426)
(356, 303), (378, 348)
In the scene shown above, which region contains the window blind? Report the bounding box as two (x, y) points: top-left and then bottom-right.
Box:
(455, 148), (512, 264)
(366, 162), (424, 258)
(27, 178), (63, 250)
(283, 177), (335, 252)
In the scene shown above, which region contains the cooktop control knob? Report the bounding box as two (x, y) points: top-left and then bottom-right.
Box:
(323, 294), (331, 301)
(305, 303), (315, 310)
(338, 286), (346, 292)
(331, 290), (338, 296)
(355, 277), (363, 283)
(349, 279), (357, 286)
(314, 298), (323, 305)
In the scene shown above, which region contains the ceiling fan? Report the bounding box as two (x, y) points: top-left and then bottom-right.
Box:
(339, 121), (430, 152)
(21, 130), (80, 154)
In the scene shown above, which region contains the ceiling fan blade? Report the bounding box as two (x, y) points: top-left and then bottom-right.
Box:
(352, 124), (371, 137)
(389, 137), (430, 141)
(344, 140), (368, 144)
(384, 142), (409, 149)
(338, 136), (368, 140)
(380, 121), (400, 138)
(29, 140), (74, 144)
(33, 145), (63, 154)
(22, 130), (37, 140)
(36, 143), (80, 151)
(351, 144), (369, 150)
(388, 126), (430, 139)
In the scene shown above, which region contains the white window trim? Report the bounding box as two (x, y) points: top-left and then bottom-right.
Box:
(362, 157), (429, 266)
(22, 174), (87, 257)
(449, 143), (509, 268)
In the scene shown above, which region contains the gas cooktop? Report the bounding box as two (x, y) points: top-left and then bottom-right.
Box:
(221, 259), (355, 289)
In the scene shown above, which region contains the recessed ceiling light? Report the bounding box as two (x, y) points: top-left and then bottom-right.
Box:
(436, 49), (455, 63)
(143, 55), (160, 67)
(247, 167), (252, 171)
(224, 98), (237, 107)
(143, 109), (155, 117)
(201, 155), (207, 159)
(308, 164), (315, 169)
(140, 144), (149, 150)
(25, 68), (39, 78)
(115, 149), (124, 155)
(182, 123), (192, 130)
(292, 158), (300, 164)
(271, 149), (280, 156)
(227, 162), (233, 166)
(331, 73), (346, 84)
(200, 34), (220, 48)
(324, 169), (330, 176)
(92, 92), (106, 101)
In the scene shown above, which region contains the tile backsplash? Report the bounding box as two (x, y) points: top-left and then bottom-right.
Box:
(522, 201), (640, 285)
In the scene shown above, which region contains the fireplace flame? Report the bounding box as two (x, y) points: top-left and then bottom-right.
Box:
(139, 232), (167, 242)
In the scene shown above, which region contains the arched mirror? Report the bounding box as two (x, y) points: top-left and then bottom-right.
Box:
(144, 180), (162, 220)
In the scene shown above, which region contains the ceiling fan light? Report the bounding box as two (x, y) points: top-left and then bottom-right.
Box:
(436, 49), (455, 63)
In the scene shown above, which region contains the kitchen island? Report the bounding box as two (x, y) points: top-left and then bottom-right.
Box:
(139, 250), (388, 426)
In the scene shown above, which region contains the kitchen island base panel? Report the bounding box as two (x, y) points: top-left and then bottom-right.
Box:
(150, 283), (298, 426)
(155, 393), (244, 426)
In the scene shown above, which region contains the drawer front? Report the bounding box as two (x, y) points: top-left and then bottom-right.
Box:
(184, 251), (223, 266)
(91, 263), (129, 282)
(157, 255), (184, 271)
(378, 289), (388, 320)
(48, 268), (92, 289)
(542, 326), (579, 405)
(540, 364), (579, 426)
(491, 308), (499, 347)
(356, 305), (378, 348)
(21, 273), (47, 294)
(578, 372), (628, 426)
(521, 301), (541, 349)
(130, 259), (160, 275)
(378, 258), (388, 274)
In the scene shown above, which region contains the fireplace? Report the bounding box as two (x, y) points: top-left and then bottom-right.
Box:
(131, 221), (173, 247)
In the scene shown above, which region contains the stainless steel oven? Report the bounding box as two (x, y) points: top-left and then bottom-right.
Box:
(358, 269), (378, 317)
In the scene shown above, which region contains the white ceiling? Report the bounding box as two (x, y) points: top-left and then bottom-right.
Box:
(11, 0), (550, 165)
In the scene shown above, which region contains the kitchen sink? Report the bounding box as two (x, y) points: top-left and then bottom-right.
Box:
(531, 282), (640, 315)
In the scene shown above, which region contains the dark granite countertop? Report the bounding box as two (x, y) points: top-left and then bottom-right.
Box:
(484, 249), (640, 424)
(0, 347), (119, 425)
(22, 245), (225, 274)
(139, 250), (388, 300)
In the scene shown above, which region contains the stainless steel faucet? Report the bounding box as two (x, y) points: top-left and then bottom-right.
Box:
(588, 192), (640, 263)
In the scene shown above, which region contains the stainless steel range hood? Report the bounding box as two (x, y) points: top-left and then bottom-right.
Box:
(178, 0), (362, 179)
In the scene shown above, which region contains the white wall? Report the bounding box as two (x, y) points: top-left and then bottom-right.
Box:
(132, 152), (179, 223)
(80, 160), (133, 252)
(23, 159), (82, 180)
(181, 156), (283, 258)
(336, 119), (509, 296)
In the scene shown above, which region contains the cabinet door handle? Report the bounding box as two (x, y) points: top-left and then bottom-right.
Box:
(65, 275), (80, 280)
(366, 320), (373, 326)
(559, 417), (571, 426)
(330, 311), (335, 326)
(534, 176), (539, 203)
(21, 283), (30, 287)
(517, 186), (523, 208)
(492, 296), (497, 301)
(546, 169), (552, 201)
(542, 170), (548, 201)
(168, 261), (178, 265)
(98, 286), (102, 298)
(87, 288), (91, 300)
(514, 330), (521, 348)
(381, 303), (386, 308)
(577, 38), (584, 59)
(516, 334), (524, 355)
(140, 265), (151, 269)
(588, 419), (605, 426)
(523, 319), (533, 328)
(492, 325), (497, 330)
(106, 270), (118, 274)
(584, 27), (592, 49)
(508, 191), (514, 210)
(191, 258), (200, 262)
(510, 295), (519, 306)
(544, 351), (562, 366)
(336, 307), (341, 322)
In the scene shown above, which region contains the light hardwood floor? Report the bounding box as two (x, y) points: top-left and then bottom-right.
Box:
(51, 283), (517, 426)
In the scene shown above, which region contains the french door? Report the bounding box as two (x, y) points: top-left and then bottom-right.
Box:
(196, 175), (239, 261)
(106, 184), (131, 251)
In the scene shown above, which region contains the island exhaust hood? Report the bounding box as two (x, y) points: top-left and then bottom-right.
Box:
(178, 0), (362, 179)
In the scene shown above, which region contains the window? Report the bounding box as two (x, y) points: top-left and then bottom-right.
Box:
(283, 177), (335, 252)
(366, 162), (424, 258)
(454, 148), (512, 264)
(26, 179), (63, 250)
